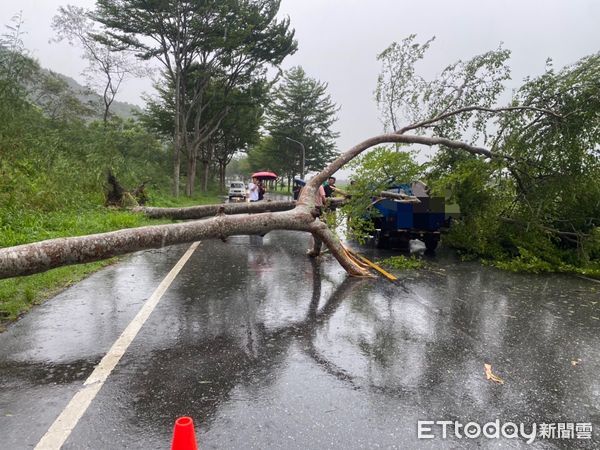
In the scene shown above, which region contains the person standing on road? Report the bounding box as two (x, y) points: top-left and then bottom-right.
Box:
(314, 183), (327, 214)
(293, 182), (302, 200)
(323, 176), (336, 198)
(308, 183), (327, 256)
(248, 177), (260, 202)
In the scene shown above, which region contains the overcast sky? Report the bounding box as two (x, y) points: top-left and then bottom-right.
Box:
(5, 0), (600, 155)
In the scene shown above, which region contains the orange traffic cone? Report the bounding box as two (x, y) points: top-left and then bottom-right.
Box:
(171, 416), (198, 450)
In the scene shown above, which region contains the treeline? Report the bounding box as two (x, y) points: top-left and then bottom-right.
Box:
(51, 1), (339, 196)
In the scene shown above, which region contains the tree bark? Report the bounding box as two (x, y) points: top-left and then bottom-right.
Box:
(134, 198), (346, 220)
(185, 148), (197, 197)
(219, 161), (226, 192)
(173, 67), (182, 197)
(134, 200), (297, 219)
(0, 209), (311, 279)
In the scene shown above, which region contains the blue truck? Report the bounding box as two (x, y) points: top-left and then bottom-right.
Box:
(370, 181), (457, 251)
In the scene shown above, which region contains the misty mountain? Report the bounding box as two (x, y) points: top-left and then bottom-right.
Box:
(50, 70), (142, 119)
(1, 44), (143, 120)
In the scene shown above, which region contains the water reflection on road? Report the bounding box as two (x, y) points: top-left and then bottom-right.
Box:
(1, 228), (599, 449)
(82, 230), (600, 448)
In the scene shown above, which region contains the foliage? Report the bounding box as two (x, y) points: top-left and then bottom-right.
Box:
(0, 101), (171, 213)
(375, 34), (435, 132)
(495, 54), (600, 257)
(52, 5), (144, 122)
(436, 54), (600, 271)
(375, 35), (512, 142)
(252, 66), (340, 179)
(342, 147), (424, 243)
(489, 248), (600, 278)
(0, 14), (225, 322)
(247, 135), (284, 175)
(225, 154), (251, 179)
(0, 12), (34, 106)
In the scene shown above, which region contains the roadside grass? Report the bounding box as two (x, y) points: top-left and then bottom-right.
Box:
(0, 192), (221, 328)
(148, 190), (222, 207)
(0, 260), (115, 328)
(488, 258), (600, 278)
(271, 184), (292, 195)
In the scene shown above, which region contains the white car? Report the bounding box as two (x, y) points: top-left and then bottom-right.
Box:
(228, 181), (246, 201)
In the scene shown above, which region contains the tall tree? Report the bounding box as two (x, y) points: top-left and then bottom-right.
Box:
(0, 12), (35, 107)
(140, 72), (268, 192)
(52, 5), (144, 123)
(94, 0), (296, 196)
(266, 66), (339, 180)
(247, 135), (286, 175)
(212, 82), (267, 190)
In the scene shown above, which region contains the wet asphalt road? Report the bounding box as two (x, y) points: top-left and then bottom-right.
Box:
(1, 218), (599, 448)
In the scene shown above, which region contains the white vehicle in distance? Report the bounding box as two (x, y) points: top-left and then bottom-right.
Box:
(228, 181), (246, 201)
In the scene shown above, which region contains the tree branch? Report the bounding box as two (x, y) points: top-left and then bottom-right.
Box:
(134, 200), (296, 219)
(396, 105), (562, 135)
(301, 132), (506, 206)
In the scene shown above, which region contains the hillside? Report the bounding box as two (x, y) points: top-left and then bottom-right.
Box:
(55, 71), (142, 119)
(0, 45), (142, 120)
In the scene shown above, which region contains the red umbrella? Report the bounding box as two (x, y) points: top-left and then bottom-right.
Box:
(251, 171), (278, 180)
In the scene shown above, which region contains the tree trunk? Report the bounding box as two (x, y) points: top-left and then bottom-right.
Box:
(172, 67), (182, 197)
(134, 200), (297, 219)
(219, 161), (226, 192)
(0, 206), (368, 279)
(201, 159), (210, 192)
(185, 149), (197, 197)
(135, 198), (346, 220)
(172, 147), (181, 197)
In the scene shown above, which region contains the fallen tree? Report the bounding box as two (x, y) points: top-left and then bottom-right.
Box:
(0, 132), (522, 280)
(134, 200), (298, 220)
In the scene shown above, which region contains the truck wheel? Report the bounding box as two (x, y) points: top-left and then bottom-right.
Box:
(424, 236), (439, 252)
(373, 230), (389, 249)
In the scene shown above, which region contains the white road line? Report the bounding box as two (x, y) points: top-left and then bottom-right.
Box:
(35, 242), (201, 450)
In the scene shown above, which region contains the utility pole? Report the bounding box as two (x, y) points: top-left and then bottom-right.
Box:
(285, 137), (305, 179)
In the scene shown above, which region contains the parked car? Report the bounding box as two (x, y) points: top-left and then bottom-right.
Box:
(228, 181), (246, 201)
